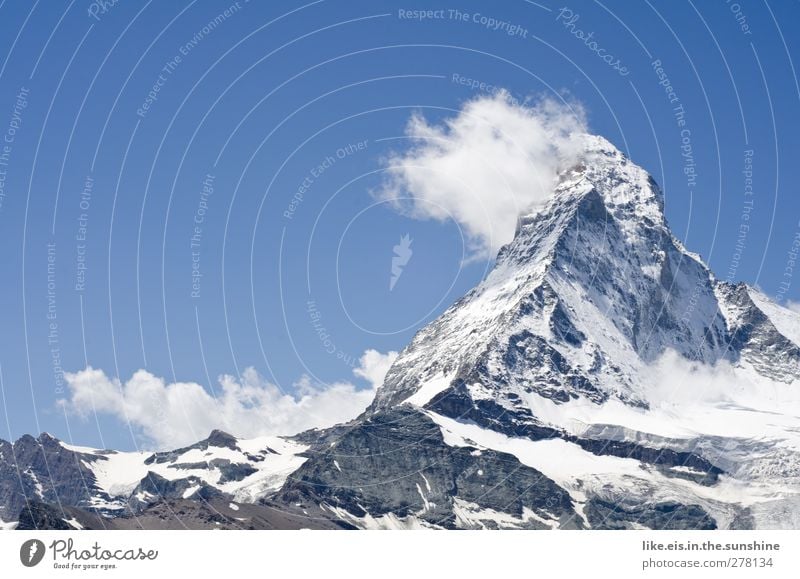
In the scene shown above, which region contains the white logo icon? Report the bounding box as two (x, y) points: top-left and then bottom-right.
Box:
(390, 234), (413, 291)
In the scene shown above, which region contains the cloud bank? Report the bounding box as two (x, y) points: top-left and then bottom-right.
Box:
(377, 92), (587, 258)
(530, 349), (800, 446)
(60, 349), (398, 449)
(636, 350), (800, 442)
(643, 350), (800, 411)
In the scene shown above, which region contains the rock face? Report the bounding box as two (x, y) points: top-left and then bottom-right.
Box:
(278, 407), (581, 529)
(13, 498), (349, 530)
(2, 134), (800, 530)
(0, 433), (106, 524)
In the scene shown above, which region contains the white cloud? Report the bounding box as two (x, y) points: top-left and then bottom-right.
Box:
(352, 347), (397, 386)
(785, 300), (800, 314)
(532, 349), (800, 446)
(637, 350), (800, 441)
(60, 349), (398, 450)
(377, 92), (587, 259)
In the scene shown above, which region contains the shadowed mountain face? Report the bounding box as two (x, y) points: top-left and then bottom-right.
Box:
(3, 136), (800, 530)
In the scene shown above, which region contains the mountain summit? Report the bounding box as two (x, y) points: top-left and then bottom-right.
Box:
(3, 136), (800, 530)
(371, 134), (733, 415)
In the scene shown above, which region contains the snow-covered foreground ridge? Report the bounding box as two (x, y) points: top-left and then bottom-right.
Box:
(0, 429), (310, 527)
(3, 134), (800, 529)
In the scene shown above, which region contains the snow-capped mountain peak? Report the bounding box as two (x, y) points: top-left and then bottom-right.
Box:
(371, 134), (729, 412)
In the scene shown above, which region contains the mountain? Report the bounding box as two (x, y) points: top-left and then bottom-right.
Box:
(0, 429), (344, 529)
(276, 135), (800, 529)
(2, 135), (800, 530)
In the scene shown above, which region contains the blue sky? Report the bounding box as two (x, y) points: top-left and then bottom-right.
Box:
(0, 0), (798, 449)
